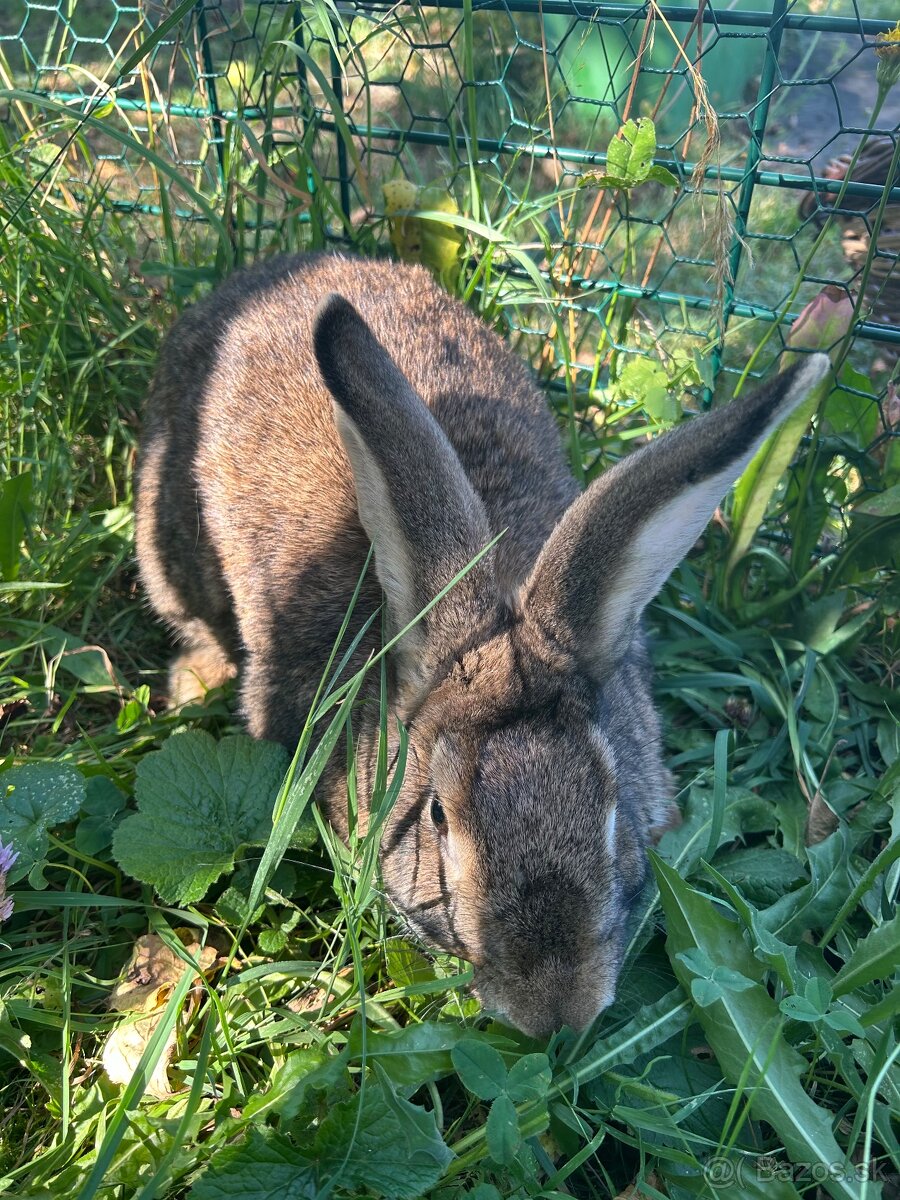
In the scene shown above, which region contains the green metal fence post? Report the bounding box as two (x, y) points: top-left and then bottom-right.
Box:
(194, 1), (227, 188)
(707, 0), (789, 398)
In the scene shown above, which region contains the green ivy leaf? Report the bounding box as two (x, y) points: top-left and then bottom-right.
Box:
(190, 1128), (315, 1200)
(486, 1093), (520, 1165)
(451, 1038), (508, 1100)
(112, 731), (290, 904)
(0, 762), (85, 886)
(313, 1074), (453, 1199)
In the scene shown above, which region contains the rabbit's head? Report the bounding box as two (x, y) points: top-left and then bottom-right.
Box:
(314, 295), (830, 1036)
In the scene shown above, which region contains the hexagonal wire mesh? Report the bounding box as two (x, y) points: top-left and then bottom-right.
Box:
(1, 1), (898, 501)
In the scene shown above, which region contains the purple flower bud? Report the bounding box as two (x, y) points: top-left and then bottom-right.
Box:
(0, 840), (19, 925)
(787, 285), (856, 357)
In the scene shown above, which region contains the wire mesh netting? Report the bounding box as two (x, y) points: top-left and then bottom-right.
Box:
(1, 2), (898, 477)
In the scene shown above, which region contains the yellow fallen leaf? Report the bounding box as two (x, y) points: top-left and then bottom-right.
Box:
(102, 930), (217, 1099)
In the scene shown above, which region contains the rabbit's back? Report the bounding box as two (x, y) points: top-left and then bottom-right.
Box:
(136, 252), (578, 745)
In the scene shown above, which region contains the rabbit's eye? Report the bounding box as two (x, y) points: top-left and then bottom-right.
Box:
(430, 796), (446, 829)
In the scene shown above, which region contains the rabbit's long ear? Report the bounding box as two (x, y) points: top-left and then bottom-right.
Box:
(521, 355), (831, 680)
(314, 294), (497, 699)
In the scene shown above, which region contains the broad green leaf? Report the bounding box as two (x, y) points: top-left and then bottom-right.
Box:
(832, 913), (900, 996)
(579, 118), (676, 192)
(313, 1075), (453, 1199)
(243, 1049), (346, 1122)
(822, 1007), (865, 1037)
(862, 987), (900, 1027)
(190, 1128), (315, 1200)
(779, 994), (824, 1023)
(577, 172), (636, 191)
(854, 482), (900, 518)
(713, 847), (807, 906)
(505, 1053), (551, 1103)
(386, 940), (438, 991)
(655, 784), (772, 878)
(74, 776), (127, 856)
(727, 375), (827, 579)
(654, 854), (867, 1200)
(0, 472), (31, 581)
(677, 948), (755, 1004)
(451, 1038), (508, 1100)
(606, 117), (656, 184)
(663, 1161), (803, 1198)
(4, 619), (129, 690)
(112, 731), (290, 904)
(823, 364), (879, 449)
(760, 829), (854, 941)
(703, 862), (800, 989)
(645, 163), (680, 187)
(348, 1021), (471, 1088)
(0, 762), (85, 885)
(565, 986), (692, 1090)
(485, 1094), (520, 1165)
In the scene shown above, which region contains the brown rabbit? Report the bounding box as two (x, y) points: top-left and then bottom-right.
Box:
(136, 252), (829, 1036)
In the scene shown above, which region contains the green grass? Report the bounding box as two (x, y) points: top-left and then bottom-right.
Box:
(2, 3), (900, 1198)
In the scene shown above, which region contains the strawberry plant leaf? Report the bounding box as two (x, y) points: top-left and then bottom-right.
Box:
(112, 731), (291, 904)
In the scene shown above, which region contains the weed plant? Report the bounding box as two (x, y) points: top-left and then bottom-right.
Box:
(0, 2), (899, 1198)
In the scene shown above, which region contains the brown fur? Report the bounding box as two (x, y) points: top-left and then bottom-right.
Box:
(136, 251), (829, 1035)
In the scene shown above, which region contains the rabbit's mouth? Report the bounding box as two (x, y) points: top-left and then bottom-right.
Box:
(471, 959), (615, 1038)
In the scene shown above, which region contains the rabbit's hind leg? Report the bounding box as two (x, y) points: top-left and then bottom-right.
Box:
(135, 431), (239, 709)
(168, 622), (238, 708)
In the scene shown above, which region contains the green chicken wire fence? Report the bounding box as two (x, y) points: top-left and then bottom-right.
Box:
(1, 2), (898, 466)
